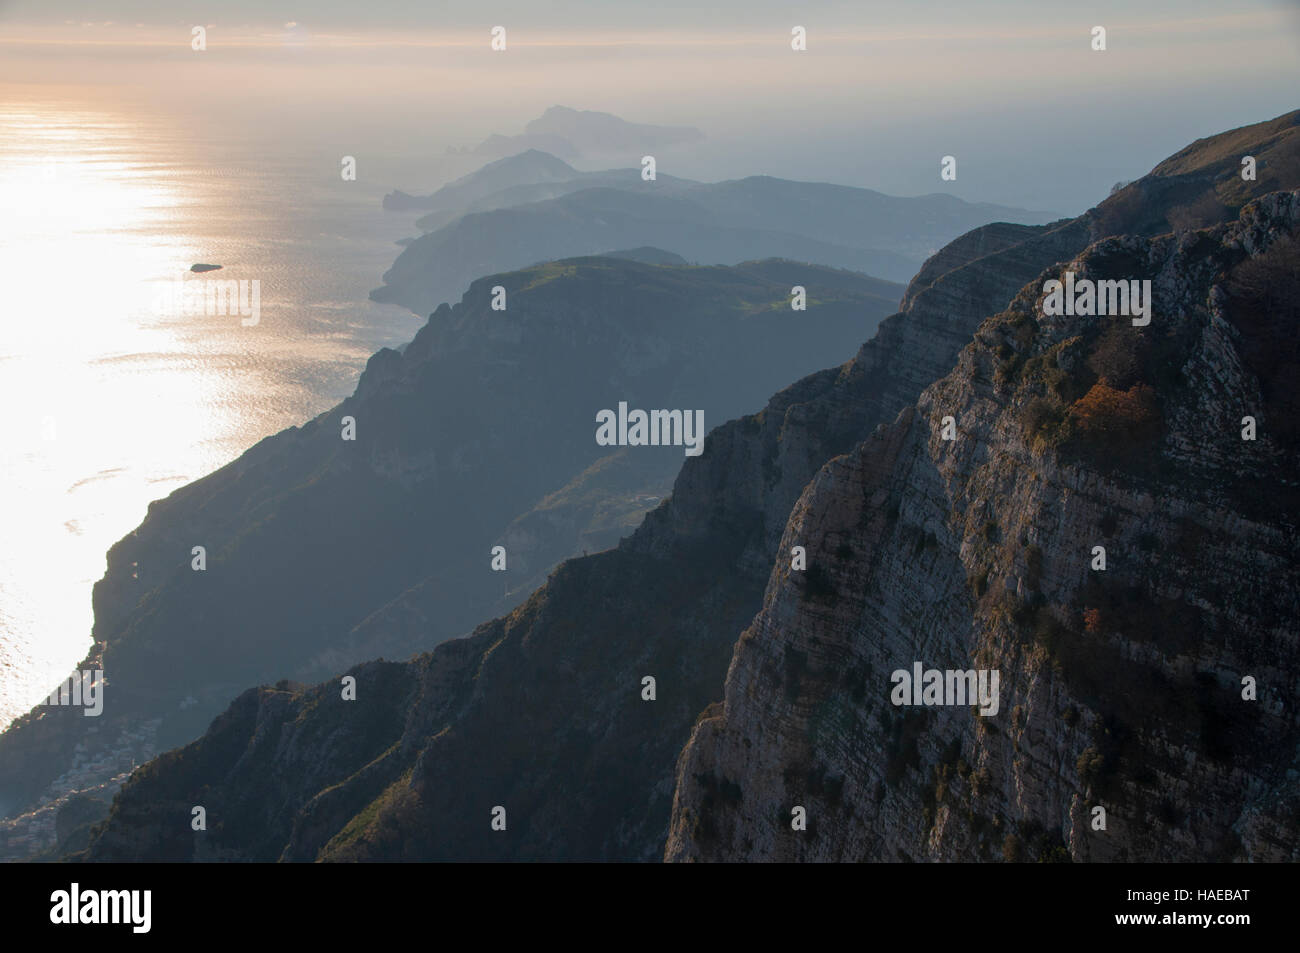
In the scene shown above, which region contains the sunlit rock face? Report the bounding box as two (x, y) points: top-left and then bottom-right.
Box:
(666, 192), (1300, 863)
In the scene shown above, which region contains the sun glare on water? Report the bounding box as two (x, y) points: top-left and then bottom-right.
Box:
(0, 102), (237, 728)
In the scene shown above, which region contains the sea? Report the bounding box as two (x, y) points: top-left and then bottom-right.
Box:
(0, 98), (438, 729)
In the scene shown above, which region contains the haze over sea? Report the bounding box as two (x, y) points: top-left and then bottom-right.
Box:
(0, 100), (429, 728)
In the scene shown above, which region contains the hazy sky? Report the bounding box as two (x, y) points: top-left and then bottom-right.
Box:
(1, 0), (1297, 211)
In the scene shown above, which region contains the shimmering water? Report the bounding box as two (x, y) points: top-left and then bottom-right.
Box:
(0, 101), (428, 728)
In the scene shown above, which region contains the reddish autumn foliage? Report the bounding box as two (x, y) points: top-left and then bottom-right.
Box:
(1067, 381), (1162, 447)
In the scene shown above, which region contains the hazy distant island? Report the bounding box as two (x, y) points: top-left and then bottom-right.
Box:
(189, 263), (222, 273)
(464, 105), (704, 162)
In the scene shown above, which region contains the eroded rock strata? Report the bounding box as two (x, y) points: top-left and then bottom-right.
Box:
(70, 111), (1300, 862)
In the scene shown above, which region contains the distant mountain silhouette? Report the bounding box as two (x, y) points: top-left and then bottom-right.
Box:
(382, 149), (586, 212)
(373, 169), (1057, 313)
(462, 106), (705, 161)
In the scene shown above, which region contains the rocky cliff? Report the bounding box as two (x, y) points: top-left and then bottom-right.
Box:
(665, 190), (1300, 862)
(0, 256), (901, 828)
(73, 204), (1088, 860)
(70, 110), (1300, 862)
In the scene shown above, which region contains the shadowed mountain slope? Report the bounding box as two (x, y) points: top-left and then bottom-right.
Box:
(66, 111), (1300, 862)
(0, 257), (902, 834)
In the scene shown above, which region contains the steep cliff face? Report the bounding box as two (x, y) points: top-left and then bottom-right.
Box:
(74, 210), (1087, 861)
(71, 111), (1300, 862)
(0, 257), (901, 824)
(665, 192), (1300, 862)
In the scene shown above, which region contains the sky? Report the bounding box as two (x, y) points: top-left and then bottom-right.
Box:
(0, 0), (1298, 213)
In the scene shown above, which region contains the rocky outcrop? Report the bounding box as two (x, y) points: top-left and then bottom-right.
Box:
(73, 207), (1079, 860)
(665, 192), (1300, 862)
(70, 110), (1300, 863)
(0, 257), (901, 827)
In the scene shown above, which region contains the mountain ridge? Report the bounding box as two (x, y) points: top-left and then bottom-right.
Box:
(374, 175), (1058, 314)
(28, 109), (1300, 863)
(666, 189), (1300, 861)
(0, 255), (902, 847)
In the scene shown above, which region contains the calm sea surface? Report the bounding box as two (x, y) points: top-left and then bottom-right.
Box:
(0, 100), (430, 728)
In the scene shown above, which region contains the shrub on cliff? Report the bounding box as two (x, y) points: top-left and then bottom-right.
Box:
(1059, 381), (1162, 463)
